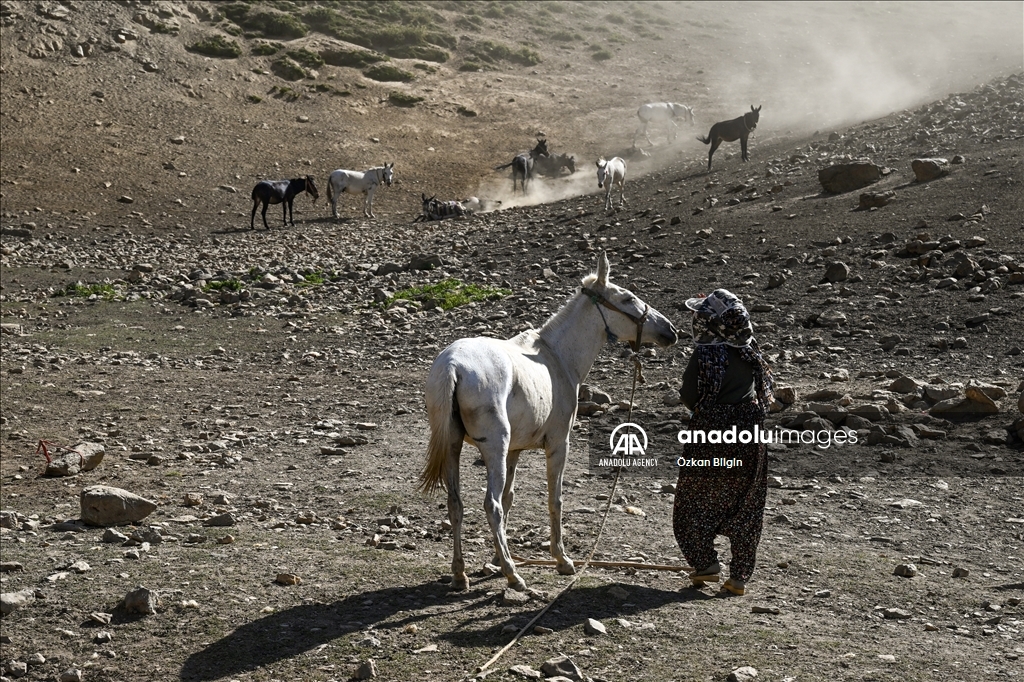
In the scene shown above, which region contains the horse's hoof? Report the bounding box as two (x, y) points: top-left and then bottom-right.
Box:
(452, 575), (470, 591)
(556, 559), (576, 576)
(507, 576), (528, 592)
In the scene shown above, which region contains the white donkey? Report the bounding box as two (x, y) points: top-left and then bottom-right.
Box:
(419, 252), (678, 591)
(326, 162), (394, 219)
(634, 102), (695, 146)
(596, 157), (627, 210)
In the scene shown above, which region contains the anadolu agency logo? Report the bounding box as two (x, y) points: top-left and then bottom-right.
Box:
(610, 422), (648, 457)
(594, 422), (659, 469)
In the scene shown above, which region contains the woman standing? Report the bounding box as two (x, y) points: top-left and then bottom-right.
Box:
(674, 289), (774, 596)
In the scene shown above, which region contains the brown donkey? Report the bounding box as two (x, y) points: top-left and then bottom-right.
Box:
(697, 105), (761, 171)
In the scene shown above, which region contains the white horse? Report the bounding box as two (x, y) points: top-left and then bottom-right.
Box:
(326, 162), (394, 219)
(634, 102), (695, 146)
(419, 252), (677, 591)
(596, 157), (627, 210)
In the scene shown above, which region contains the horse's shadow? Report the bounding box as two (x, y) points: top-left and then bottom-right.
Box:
(177, 578), (700, 681)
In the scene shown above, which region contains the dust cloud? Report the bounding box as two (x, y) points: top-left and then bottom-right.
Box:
(683, 1), (1023, 136)
(469, 1), (1022, 211)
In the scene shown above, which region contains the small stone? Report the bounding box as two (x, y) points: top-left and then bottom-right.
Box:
(6, 661), (28, 678)
(540, 655), (583, 681)
(275, 573), (302, 586)
(727, 666), (759, 682)
(0, 588), (36, 615)
(501, 588), (531, 606)
(894, 563), (918, 578)
(102, 528), (128, 543)
(203, 512), (235, 527)
(882, 607), (911, 619)
(912, 158), (949, 182)
(814, 589), (831, 598)
(354, 659), (377, 679)
(822, 261), (850, 283)
(584, 617), (607, 635)
(951, 567), (970, 579)
(510, 664), (543, 679)
(123, 586), (159, 614)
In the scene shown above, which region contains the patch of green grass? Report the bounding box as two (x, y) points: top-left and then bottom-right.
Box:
(246, 94), (262, 103)
(203, 279), (243, 293)
(320, 48), (387, 68)
(459, 61), (482, 72)
(547, 29), (582, 42)
(386, 279), (510, 311)
(387, 44), (449, 63)
(251, 41), (283, 56)
(413, 62), (437, 73)
(388, 91), (424, 107)
(187, 34), (242, 59)
(605, 12), (627, 25)
(286, 48), (324, 69)
(455, 15), (484, 30)
(466, 39), (541, 67)
(271, 56), (309, 81)
(222, 2), (307, 39)
(55, 282), (118, 300)
(591, 48), (614, 61)
(296, 271), (327, 287)
(269, 85), (300, 102)
(363, 63), (415, 83)
(313, 83), (349, 97)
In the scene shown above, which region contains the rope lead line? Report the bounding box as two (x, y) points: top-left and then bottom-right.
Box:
(470, 339), (648, 680)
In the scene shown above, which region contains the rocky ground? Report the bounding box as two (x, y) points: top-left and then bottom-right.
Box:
(1, 2), (1023, 682)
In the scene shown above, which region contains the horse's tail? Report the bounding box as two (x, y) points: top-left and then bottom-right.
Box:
(696, 130), (712, 145)
(493, 161), (513, 171)
(325, 174), (335, 207)
(419, 360), (460, 494)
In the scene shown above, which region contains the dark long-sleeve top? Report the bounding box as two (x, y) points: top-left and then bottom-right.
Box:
(679, 346), (757, 409)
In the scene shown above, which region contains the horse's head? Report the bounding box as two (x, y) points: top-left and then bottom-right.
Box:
(564, 155), (576, 174)
(382, 162), (395, 187)
(582, 251), (678, 348)
(745, 105), (761, 130)
(305, 175), (319, 202)
(671, 103), (695, 125)
(596, 158), (608, 188)
(531, 139), (549, 158)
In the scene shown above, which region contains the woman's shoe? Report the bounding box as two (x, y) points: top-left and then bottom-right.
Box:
(689, 561), (721, 586)
(720, 578), (745, 596)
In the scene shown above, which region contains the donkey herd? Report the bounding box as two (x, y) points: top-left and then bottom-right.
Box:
(248, 103), (761, 228)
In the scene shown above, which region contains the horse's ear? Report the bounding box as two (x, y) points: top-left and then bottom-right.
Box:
(422, 193), (427, 201)
(596, 251), (610, 286)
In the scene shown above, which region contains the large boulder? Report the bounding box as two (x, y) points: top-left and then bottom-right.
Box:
(818, 162), (881, 193)
(912, 158), (949, 182)
(80, 486), (157, 526)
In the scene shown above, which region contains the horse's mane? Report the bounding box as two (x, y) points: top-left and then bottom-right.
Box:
(538, 273), (598, 335)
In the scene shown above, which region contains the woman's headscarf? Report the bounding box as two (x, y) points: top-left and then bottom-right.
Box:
(685, 289), (774, 412)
